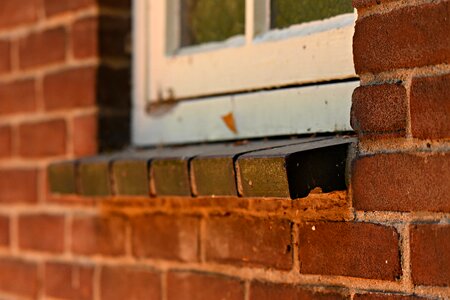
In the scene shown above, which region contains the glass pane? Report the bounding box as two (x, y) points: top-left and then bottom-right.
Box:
(271, 0), (353, 29)
(181, 0), (245, 47)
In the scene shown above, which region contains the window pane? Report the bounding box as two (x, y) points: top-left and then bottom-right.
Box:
(271, 0), (353, 29)
(181, 0), (245, 47)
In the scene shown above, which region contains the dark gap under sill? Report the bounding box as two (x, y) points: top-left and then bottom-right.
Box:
(48, 135), (356, 200)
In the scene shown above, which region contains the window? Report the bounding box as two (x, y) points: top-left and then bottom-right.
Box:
(133, 0), (358, 146)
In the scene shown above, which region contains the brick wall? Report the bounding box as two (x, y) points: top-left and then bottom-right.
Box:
(0, 1), (449, 300)
(0, 0), (131, 299)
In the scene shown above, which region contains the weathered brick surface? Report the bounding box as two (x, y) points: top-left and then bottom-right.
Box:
(167, 272), (245, 300)
(18, 214), (65, 253)
(352, 152), (450, 212)
(44, 0), (96, 16)
(19, 27), (66, 69)
(354, 293), (424, 300)
(204, 216), (292, 269)
(132, 214), (199, 261)
(410, 73), (450, 139)
(71, 215), (127, 256)
(410, 224), (450, 287)
(0, 126), (12, 158)
(100, 266), (161, 300)
(72, 17), (98, 59)
(352, 0), (397, 9)
(0, 258), (38, 298)
(353, 1), (450, 74)
(298, 222), (401, 280)
(19, 119), (67, 158)
(250, 281), (349, 300)
(0, 169), (38, 204)
(0, 40), (11, 74)
(44, 67), (97, 111)
(45, 262), (94, 300)
(0, 216), (9, 247)
(0, 79), (36, 116)
(0, 0), (39, 29)
(73, 114), (98, 157)
(351, 83), (407, 136)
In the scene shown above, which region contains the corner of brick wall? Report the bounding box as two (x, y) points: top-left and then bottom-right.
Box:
(351, 0), (450, 294)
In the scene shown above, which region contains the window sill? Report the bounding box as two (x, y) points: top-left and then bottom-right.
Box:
(48, 136), (355, 200)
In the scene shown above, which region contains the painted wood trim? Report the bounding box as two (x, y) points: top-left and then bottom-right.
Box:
(133, 81), (359, 146)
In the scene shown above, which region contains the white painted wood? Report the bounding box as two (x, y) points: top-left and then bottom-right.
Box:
(146, 0), (356, 102)
(133, 81), (359, 146)
(132, 0), (357, 146)
(132, 0), (149, 144)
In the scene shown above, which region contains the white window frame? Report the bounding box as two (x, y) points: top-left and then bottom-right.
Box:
(133, 0), (358, 146)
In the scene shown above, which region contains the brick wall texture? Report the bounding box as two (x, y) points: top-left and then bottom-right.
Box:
(0, 0), (448, 299)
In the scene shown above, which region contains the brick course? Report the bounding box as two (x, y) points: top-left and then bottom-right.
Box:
(410, 73), (450, 139)
(45, 262), (94, 300)
(353, 1), (450, 74)
(71, 215), (127, 256)
(167, 272), (245, 300)
(298, 222), (401, 280)
(18, 119), (67, 158)
(410, 224), (450, 287)
(352, 152), (450, 212)
(18, 214), (65, 253)
(132, 214), (200, 262)
(100, 266), (161, 300)
(0, 79), (36, 116)
(204, 216), (292, 270)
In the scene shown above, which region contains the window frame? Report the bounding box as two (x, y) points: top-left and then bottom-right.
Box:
(133, 0), (357, 146)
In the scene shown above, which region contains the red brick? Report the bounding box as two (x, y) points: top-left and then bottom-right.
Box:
(353, 2), (450, 74)
(18, 119), (67, 158)
(167, 272), (245, 300)
(298, 222), (401, 280)
(0, 126), (12, 158)
(100, 266), (161, 300)
(351, 83), (407, 136)
(354, 293), (424, 300)
(0, 40), (11, 74)
(352, 0), (397, 9)
(410, 224), (450, 287)
(0, 0), (39, 29)
(0, 169), (38, 204)
(0, 216), (9, 247)
(250, 281), (349, 300)
(45, 262), (94, 300)
(204, 216), (292, 270)
(18, 214), (65, 253)
(19, 27), (66, 69)
(0, 79), (36, 116)
(44, 0), (96, 17)
(352, 152), (450, 212)
(71, 215), (127, 256)
(44, 67), (97, 111)
(131, 214), (199, 261)
(73, 114), (98, 157)
(72, 17), (98, 59)
(410, 73), (450, 139)
(0, 258), (38, 298)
